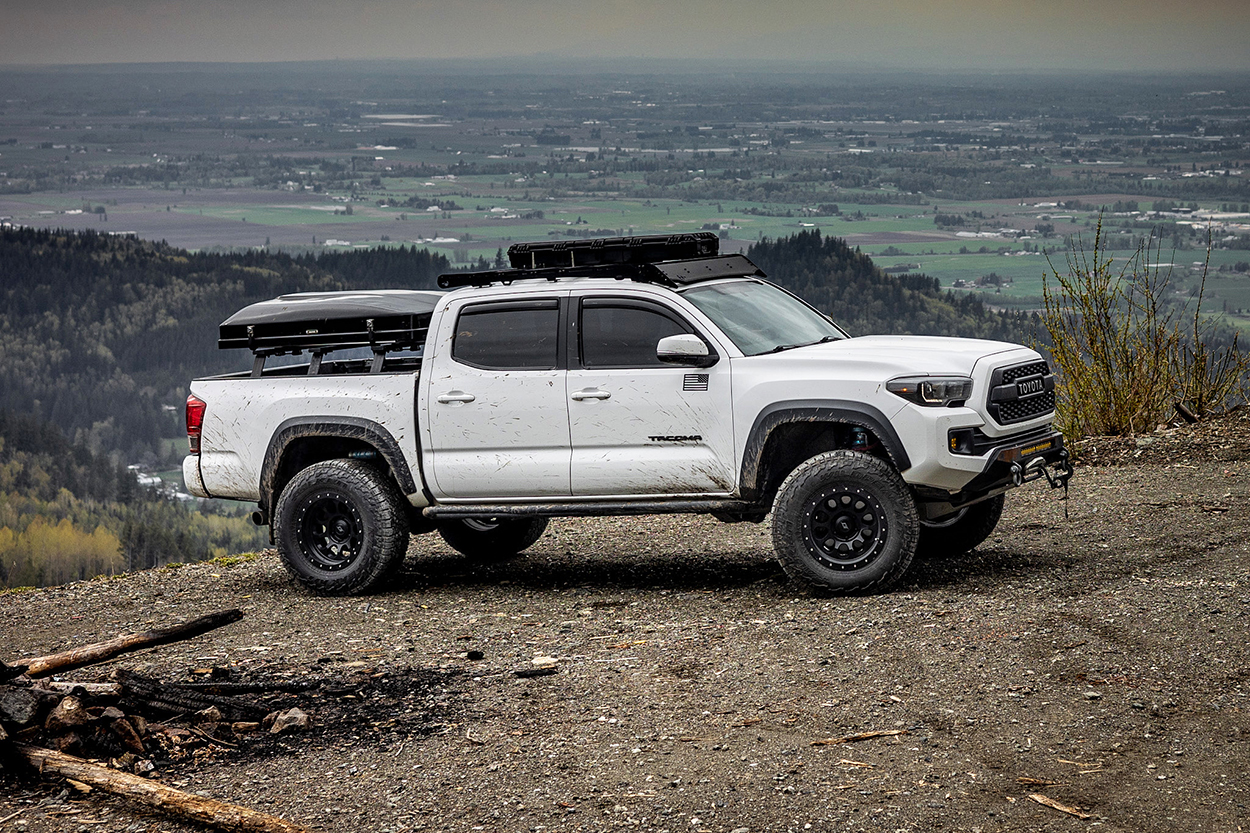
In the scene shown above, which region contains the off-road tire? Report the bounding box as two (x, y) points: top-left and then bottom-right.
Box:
(771, 450), (918, 594)
(438, 517), (549, 561)
(274, 460), (410, 595)
(917, 495), (1004, 558)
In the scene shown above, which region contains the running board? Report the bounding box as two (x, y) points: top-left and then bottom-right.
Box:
(423, 500), (752, 519)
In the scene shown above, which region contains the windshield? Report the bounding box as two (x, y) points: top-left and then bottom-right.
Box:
(681, 279), (847, 356)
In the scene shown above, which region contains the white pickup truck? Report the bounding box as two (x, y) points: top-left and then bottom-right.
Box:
(184, 233), (1071, 596)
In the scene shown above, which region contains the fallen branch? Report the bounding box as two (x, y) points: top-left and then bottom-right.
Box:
(810, 729), (909, 746)
(13, 744), (309, 833)
(1028, 793), (1092, 819)
(21, 610), (244, 678)
(33, 681), (122, 697)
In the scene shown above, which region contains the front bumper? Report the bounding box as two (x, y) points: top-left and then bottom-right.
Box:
(913, 429), (1072, 521)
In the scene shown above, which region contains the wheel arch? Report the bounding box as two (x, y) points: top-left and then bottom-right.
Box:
(740, 401), (911, 504)
(260, 417), (421, 524)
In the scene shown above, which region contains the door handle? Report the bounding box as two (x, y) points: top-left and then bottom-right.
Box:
(571, 388), (611, 401)
(437, 391), (476, 404)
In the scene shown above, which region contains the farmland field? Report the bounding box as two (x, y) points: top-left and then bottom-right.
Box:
(2, 63), (1247, 316)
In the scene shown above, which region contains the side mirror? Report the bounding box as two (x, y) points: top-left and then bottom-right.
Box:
(657, 334), (717, 368)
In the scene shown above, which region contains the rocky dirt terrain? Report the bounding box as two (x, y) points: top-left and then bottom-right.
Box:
(2, 416), (1248, 833)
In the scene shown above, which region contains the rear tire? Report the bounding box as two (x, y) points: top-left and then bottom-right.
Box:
(273, 460), (410, 595)
(917, 495), (1004, 558)
(771, 451), (918, 594)
(437, 517), (549, 561)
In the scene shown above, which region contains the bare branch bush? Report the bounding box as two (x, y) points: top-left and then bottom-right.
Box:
(1041, 219), (1247, 438)
(1174, 230), (1249, 418)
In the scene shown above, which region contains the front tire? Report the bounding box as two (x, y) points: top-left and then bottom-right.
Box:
(437, 517), (549, 561)
(771, 451), (918, 594)
(917, 495), (1004, 558)
(274, 460), (410, 595)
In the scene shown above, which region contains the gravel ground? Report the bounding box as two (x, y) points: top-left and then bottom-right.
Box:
(2, 449), (1248, 833)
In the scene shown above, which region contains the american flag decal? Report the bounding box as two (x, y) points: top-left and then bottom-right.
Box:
(683, 373), (710, 391)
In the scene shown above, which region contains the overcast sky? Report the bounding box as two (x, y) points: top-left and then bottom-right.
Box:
(2, 0), (1247, 72)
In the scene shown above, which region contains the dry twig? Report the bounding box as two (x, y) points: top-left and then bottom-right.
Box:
(811, 729), (909, 746)
(1028, 793), (1092, 819)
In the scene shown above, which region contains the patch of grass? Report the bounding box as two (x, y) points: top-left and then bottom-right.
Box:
(209, 551), (262, 567)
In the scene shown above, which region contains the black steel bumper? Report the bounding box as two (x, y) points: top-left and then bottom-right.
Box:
(916, 429), (1073, 521)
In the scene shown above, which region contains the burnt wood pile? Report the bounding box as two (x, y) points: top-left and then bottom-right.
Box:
(0, 610), (313, 833)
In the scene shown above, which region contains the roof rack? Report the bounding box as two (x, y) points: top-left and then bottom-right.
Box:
(437, 233), (767, 289)
(509, 232), (718, 269)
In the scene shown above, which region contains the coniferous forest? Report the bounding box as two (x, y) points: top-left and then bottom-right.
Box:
(0, 226), (1025, 587)
(747, 230), (1027, 341)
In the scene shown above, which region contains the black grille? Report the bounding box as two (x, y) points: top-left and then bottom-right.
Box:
(986, 360), (1056, 426)
(1000, 361), (1049, 385)
(996, 390), (1056, 423)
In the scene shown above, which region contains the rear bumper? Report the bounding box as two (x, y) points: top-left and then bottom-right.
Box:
(182, 455), (209, 498)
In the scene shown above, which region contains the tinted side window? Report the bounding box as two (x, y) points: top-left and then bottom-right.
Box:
(581, 304), (688, 368)
(453, 304), (559, 370)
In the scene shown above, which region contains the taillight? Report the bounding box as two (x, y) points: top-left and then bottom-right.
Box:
(186, 394), (207, 455)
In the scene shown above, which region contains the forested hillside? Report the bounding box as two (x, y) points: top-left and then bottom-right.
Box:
(0, 409), (262, 588)
(747, 230), (1029, 340)
(0, 228), (449, 464)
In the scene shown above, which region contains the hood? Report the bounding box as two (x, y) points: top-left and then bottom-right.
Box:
(777, 334), (1030, 377)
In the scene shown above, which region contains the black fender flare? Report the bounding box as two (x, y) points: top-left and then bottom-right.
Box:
(259, 416), (421, 514)
(739, 400), (912, 501)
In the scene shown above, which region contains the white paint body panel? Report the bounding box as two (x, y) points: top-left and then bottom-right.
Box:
(420, 289), (572, 499)
(425, 361), (571, 498)
(187, 372), (420, 501)
(567, 365), (736, 496)
(565, 284), (737, 497)
(727, 337), (1051, 491)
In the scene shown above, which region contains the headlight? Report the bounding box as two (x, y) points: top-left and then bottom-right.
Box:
(887, 376), (973, 407)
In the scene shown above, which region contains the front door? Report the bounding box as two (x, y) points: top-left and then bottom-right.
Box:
(426, 297), (571, 499)
(567, 296), (735, 497)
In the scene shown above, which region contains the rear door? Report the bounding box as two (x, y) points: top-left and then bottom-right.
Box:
(566, 294), (735, 497)
(426, 295), (571, 499)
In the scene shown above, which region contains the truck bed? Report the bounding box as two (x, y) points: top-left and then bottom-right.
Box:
(186, 368), (423, 503)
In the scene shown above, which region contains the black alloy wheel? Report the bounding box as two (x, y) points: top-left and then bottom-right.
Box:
(273, 459), (409, 595)
(437, 516), (549, 560)
(916, 495), (1005, 557)
(801, 485), (888, 572)
(295, 491), (365, 571)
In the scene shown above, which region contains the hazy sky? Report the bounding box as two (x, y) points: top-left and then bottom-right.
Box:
(3, 0), (1248, 72)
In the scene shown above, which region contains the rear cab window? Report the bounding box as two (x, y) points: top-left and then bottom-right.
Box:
(453, 300), (561, 370)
